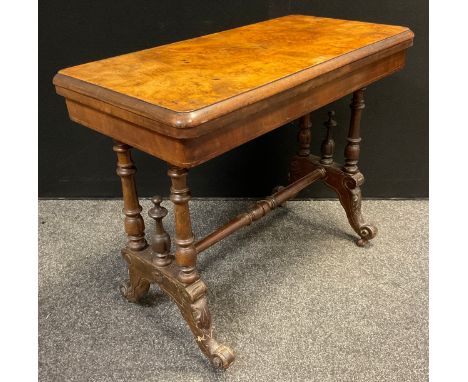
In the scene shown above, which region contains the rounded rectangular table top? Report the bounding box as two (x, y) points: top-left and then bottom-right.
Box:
(54, 15), (413, 129)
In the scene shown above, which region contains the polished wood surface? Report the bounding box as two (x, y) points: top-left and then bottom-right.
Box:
(55, 15), (408, 114)
(54, 15), (412, 128)
(344, 89), (366, 174)
(113, 141), (147, 251)
(147, 196), (172, 267)
(297, 114), (312, 157)
(53, 15), (413, 369)
(168, 167), (199, 284)
(54, 15), (413, 168)
(320, 111), (337, 165)
(56, 49), (410, 167)
(289, 90), (377, 247)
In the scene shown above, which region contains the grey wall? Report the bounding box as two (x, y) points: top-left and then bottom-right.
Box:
(39, 0), (428, 198)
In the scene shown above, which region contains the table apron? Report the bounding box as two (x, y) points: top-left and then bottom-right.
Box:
(59, 49), (407, 168)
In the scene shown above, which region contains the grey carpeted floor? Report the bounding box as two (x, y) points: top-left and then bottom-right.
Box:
(39, 199), (428, 382)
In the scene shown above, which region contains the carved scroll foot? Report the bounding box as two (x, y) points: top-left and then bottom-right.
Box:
(120, 267), (150, 303)
(175, 279), (235, 369)
(337, 174), (378, 246)
(121, 248), (235, 369)
(289, 155), (377, 246)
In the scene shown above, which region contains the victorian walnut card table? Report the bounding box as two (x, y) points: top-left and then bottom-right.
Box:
(53, 15), (413, 369)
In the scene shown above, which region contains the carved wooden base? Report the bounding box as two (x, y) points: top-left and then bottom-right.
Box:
(120, 267), (150, 303)
(289, 155), (377, 246)
(120, 247), (235, 369)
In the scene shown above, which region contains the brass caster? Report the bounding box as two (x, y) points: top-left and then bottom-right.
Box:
(211, 344), (235, 369)
(356, 224), (378, 247)
(356, 238), (368, 247)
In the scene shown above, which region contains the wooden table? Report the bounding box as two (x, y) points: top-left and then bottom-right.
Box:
(53, 15), (414, 369)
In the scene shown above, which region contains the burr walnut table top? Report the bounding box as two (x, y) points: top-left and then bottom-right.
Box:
(54, 15), (413, 167)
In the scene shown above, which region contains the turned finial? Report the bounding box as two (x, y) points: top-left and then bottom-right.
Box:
(320, 110), (336, 165)
(149, 196), (166, 220)
(148, 196), (171, 266)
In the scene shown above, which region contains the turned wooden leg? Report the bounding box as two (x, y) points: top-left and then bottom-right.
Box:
(162, 165), (234, 367)
(120, 245), (236, 368)
(297, 113), (312, 156)
(167, 166), (199, 284)
(113, 141), (150, 301)
(287, 99), (377, 246)
(288, 114), (313, 183)
(320, 111), (336, 165)
(339, 89), (377, 246)
(116, 163), (234, 368)
(313, 91), (377, 246)
(344, 89), (365, 174)
(317, 91), (376, 246)
(113, 141), (147, 251)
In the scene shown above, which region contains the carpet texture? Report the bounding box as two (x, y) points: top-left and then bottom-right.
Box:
(39, 200), (428, 382)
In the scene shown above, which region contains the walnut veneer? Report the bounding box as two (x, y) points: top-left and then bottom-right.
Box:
(53, 14), (414, 369)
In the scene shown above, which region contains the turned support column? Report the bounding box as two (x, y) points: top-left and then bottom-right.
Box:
(148, 196), (172, 267)
(297, 113), (312, 156)
(113, 141), (147, 251)
(344, 88), (365, 174)
(168, 166), (199, 284)
(289, 113), (313, 183)
(320, 111), (336, 165)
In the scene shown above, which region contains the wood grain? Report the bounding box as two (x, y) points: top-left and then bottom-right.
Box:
(52, 15), (415, 368)
(54, 13), (413, 170)
(54, 15), (413, 128)
(58, 48), (408, 167)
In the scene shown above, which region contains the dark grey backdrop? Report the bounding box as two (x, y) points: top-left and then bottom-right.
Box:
(39, 0), (428, 198)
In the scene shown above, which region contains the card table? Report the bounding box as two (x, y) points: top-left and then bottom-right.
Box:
(54, 15), (413, 368)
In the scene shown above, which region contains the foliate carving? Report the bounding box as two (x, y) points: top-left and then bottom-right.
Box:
(336, 169), (377, 246)
(121, 248), (235, 369)
(343, 174), (363, 212)
(288, 154), (377, 246)
(336, 172), (377, 246)
(160, 275), (234, 368)
(185, 279), (207, 301)
(191, 298), (211, 330)
(178, 285), (234, 369)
